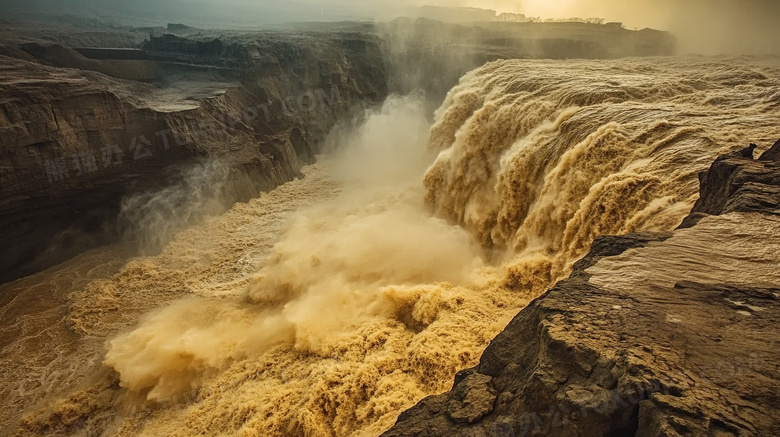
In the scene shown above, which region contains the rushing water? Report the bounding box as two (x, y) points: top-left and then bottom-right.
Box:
(2, 56), (779, 436)
(0, 160), (343, 433)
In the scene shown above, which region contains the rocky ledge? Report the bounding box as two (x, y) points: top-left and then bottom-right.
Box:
(384, 139), (780, 436)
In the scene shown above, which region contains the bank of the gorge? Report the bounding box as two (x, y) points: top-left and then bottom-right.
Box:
(384, 139), (780, 436)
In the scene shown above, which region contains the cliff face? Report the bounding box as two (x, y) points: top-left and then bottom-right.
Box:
(383, 140), (780, 436)
(0, 30), (387, 282)
(137, 29), (387, 148)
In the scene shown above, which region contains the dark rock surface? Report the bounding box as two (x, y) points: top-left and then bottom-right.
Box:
(680, 138), (780, 228)
(384, 140), (780, 436)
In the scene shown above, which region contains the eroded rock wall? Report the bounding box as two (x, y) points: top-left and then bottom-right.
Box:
(0, 28), (388, 282)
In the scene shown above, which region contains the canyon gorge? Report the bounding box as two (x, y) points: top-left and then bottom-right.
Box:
(1, 12), (778, 437)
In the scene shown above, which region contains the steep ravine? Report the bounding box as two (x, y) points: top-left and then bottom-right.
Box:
(0, 30), (387, 282)
(383, 140), (780, 436)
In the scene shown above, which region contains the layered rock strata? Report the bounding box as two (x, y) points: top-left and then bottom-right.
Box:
(0, 29), (387, 281)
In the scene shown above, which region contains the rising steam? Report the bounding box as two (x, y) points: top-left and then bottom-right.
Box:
(117, 159), (230, 254)
(105, 95), (485, 402)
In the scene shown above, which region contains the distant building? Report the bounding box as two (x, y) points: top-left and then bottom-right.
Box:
(416, 5), (497, 23)
(166, 23), (195, 33)
(414, 5), (609, 25)
(496, 12), (527, 22)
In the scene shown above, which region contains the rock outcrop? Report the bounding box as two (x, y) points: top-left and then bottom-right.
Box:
(680, 138), (780, 228)
(383, 140), (780, 436)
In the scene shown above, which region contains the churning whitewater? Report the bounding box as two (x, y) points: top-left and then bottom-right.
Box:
(9, 56), (780, 436)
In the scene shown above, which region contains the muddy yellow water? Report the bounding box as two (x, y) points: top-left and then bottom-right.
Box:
(2, 56), (779, 436)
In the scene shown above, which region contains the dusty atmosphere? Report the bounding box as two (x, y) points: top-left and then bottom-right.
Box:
(1, 1), (778, 436)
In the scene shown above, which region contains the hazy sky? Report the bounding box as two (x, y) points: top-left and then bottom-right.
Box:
(432, 0), (780, 54)
(2, 0), (778, 54)
(516, 0), (780, 54)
